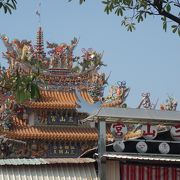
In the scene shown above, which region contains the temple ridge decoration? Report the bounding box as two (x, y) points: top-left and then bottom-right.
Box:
(103, 81), (130, 108)
(160, 96), (178, 111)
(47, 37), (78, 69)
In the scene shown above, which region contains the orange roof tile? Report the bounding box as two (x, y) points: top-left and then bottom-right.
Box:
(80, 91), (94, 104)
(25, 90), (80, 109)
(7, 116), (112, 142)
(24, 89), (125, 109)
(24, 90), (96, 109)
(4, 126), (105, 142)
(12, 116), (27, 127)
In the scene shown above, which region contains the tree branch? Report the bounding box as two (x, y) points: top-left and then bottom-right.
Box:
(160, 10), (180, 24)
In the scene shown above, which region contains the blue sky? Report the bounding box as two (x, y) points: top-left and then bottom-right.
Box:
(0, 0), (180, 108)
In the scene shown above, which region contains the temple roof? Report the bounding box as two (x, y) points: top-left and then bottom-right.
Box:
(3, 117), (112, 142)
(6, 126), (99, 141)
(24, 89), (124, 110)
(24, 90), (94, 109)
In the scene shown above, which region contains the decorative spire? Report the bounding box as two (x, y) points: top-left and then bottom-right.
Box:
(35, 26), (45, 57)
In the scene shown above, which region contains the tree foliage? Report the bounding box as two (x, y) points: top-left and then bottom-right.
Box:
(72, 0), (180, 35)
(0, 67), (40, 103)
(0, 0), (17, 14)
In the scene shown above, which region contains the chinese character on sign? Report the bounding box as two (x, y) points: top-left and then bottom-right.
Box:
(70, 145), (76, 155)
(64, 145), (70, 155)
(110, 123), (127, 139)
(142, 124), (157, 140)
(58, 145), (64, 155)
(53, 146), (57, 154)
(159, 142), (170, 154)
(170, 125), (180, 141)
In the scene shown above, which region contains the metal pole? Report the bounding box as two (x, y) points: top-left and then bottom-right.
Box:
(98, 119), (106, 180)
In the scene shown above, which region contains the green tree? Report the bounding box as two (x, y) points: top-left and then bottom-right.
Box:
(0, 0), (17, 14)
(72, 0), (180, 35)
(13, 72), (40, 103)
(0, 68), (40, 103)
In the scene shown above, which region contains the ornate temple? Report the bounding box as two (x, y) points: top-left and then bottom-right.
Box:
(1, 27), (180, 180)
(0, 27), (129, 159)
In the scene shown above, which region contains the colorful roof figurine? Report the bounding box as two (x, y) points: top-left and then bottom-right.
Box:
(103, 81), (130, 108)
(160, 96), (178, 111)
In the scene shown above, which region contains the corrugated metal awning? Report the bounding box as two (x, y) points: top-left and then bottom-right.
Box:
(102, 152), (180, 164)
(0, 158), (95, 166)
(0, 158), (98, 180)
(0, 163), (98, 180)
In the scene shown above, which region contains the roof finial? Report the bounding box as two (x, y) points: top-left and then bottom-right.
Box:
(35, 1), (45, 58)
(36, 1), (41, 26)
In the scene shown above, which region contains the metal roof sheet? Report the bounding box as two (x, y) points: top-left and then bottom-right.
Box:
(0, 163), (98, 180)
(102, 152), (180, 164)
(85, 107), (180, 124)
(0, 158), (95, 166)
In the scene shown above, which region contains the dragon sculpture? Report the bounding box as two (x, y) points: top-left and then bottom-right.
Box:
(78, 48), (106, 72)
(104, 81), (130, 107)
(0, 34), (34, 72)
(47, 37), (78, 69)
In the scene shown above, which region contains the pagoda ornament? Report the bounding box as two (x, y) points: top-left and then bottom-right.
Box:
(35, 26), (45, 58)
